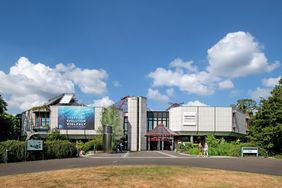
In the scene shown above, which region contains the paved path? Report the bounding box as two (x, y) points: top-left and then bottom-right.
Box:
(0, 151), (281, 176)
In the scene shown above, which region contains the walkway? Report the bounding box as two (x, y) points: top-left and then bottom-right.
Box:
(0, 151), (281, 176)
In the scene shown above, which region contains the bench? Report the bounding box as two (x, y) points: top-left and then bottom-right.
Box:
(241, 147), (259, 157)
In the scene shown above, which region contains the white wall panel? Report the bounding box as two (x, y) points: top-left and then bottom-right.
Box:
(198, 107), (215, 132)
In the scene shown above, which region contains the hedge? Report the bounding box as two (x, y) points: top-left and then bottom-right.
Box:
(44, 140), (77, 159)
(0, 140), (25, 163)
(0, 139), (77, 163)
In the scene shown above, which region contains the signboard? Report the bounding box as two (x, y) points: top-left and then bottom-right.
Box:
(58, 106), (95, 130)
(183, 112), (197, 126)
(27, 140), (43, 151)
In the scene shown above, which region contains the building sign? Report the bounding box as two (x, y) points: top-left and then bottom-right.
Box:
(58, 106), (95, 130)
(27, 140), (43, 151)
(183, 112), (197, 126)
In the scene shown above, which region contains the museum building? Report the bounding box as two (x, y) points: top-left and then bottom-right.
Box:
(20, 93), (249, 151)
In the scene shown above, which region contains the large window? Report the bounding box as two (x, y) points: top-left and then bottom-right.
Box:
(147, 111), (169, 131)
(35, 112), (50, 128)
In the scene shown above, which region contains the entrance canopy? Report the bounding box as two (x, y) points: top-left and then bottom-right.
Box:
(145, 123), (177, 137)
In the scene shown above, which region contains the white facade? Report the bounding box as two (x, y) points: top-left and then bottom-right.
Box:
(21, 94), (248, 151)
(169, 106), (247, 136)
(127, 96), (147, 151)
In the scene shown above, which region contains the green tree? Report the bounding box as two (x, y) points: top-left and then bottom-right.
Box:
(101, 106), (123, 146)
(0, 95), (20, 141)
(231, 98), (257, 115)
(248, 77), (282, 154)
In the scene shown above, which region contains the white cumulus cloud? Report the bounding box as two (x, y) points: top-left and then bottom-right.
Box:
(207, 31), (279, 78)
(185, 100), (208, 106)
(148, 62), (215, 96)
(147, 88), (170, 103)
(169, 58), (198, 73)
(218, 80), (234, 89)
(0, 57), (109, 113)
(56, 63), (108, 95)
(262, 76), (281, 87)
(91, 96), (115, 107)
(147, 31), (279, 98)
(249, 76), (281, 100)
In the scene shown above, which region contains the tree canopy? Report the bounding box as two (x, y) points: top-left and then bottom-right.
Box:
(248, 77), (282, 154)
(0, 94), (7, 115)
(101, 106), (123, 145)
(231, 98), (257, 114)
(0, 94), (20, 141)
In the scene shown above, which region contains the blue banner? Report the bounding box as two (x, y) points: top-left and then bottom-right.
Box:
(58, 106), (95, 130)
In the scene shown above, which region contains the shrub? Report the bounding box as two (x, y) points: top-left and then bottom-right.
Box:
(187, 147), (201, 155)
(82, 136), (103, 152)
(206, 135), (220, 148)
(44, 140), (76, 159)
(0, 140), (25, 163)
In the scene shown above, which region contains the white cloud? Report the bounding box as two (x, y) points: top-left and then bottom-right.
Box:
(147, 88), (170, 103)
(262, 76), (281, 87)
(249, 87), (272, 100)
(166, 88), (174, 97)
(185, 100), (208, 106)
(56, 63), (108, 95)
(91, 96), (114, 107)
(148, 66), (215, 96)
(207, 31), (279, 78)
(169, 58), (198, 73)
(148, 32), (279, 98)
(218, 80), (234, 89)
(249, 76), (281, 100)
(0, 57), (108, 113)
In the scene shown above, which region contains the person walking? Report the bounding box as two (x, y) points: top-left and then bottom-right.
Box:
(204, 142), (209, 157)
(198, 142), (203, 156)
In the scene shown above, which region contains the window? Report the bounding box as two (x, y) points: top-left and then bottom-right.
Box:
(35, 112), (50, 127)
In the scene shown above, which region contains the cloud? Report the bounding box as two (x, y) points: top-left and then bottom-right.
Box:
(249, 76), (280, 100)
(207, 31), (279, 77)
(262, 76), (281, 87)
(0, 57), (108, 113)
(147, 32), (279, 98)
(249, 87), (272, 100)
(148, 62), (215, 96)
(169, 58), (198, 73)
(185, 100), (208, 106)
(218, 80), (234, 89)
(56, 63), (108, 95)
(91, 96), (114, 107)
(166, 88), (174, 97)
(147, 88), (170, 103)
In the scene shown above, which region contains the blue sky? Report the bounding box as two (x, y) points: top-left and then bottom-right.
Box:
(0, 0), (281, 113)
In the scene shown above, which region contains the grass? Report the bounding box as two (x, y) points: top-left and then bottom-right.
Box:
(1, 166), (282, 188)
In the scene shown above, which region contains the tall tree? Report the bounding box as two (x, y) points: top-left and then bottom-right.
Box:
(248, 77), (282, 154)
(231, 98), (257, 114)
(0, 94), (20, 141)
(0, 94), (7, 115)
(101, 106), (123, 146)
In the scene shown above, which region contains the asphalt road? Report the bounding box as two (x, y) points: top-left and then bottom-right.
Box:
(0, 151), (281, 176)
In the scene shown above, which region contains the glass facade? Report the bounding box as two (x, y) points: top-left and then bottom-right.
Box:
(147, 111), (169, 131)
